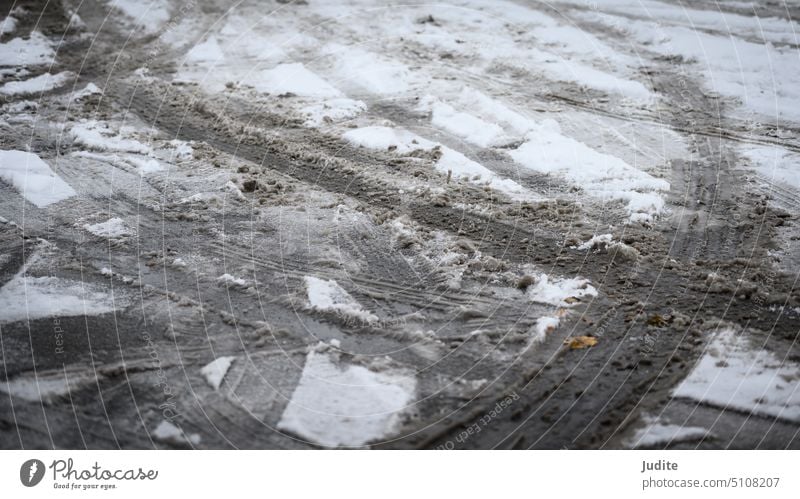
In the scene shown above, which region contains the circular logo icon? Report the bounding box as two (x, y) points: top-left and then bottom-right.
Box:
(20, 459), (45, 487)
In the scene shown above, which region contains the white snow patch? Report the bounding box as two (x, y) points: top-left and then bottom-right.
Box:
(324, 44), (411, 95)
(742, 145), (800, 191)
(201, 356), (235, 390)
(0, 16), (17, 35)
(627, 415), (710, 448)
(342, 126), (529, 200)
(674, 329), (800, 423)
(152, 420), (201, 446)
(70, 82), (102, 101)
(109, 0), (171, 34)
(301, 98), (366, 127)
(0, 150), (76, 207)
(527, 273), (597, 307)
(0, 373), (94, 403)
(576, 233), (614, 251)
(70, 120), (152, 154)
(0, 71), (72, 95)
(185, 36), (224, 63)
(83, 218), (131, 238)
(304, 276), (377, 324)
(251, 63), (342, 98)
(278, 349), (416, 447)
(0, 32), (54, 66)
(0, 276), (119, 323)
(509, 119), (669, 219)
(218, 273), (247, 287)
(531, 316), (560, 344)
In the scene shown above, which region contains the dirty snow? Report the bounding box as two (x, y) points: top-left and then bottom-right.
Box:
(0, 150), (76, 207)
(674, 329), (800, 423)
(304, 276), (377, 324)
(278, 348), (416, 447)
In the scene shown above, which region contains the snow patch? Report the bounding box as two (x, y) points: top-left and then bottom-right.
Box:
(201, 356), (235, 390)
(0, 150), (76, 207)
(251, 63), (342, 98)
(83, 218), (131, 238)
(674, 329), (800, 423)
(152, 420), (201, 446)
(70, 120), (152, 154)
(304, 276), (377, 324)
(527, 273), (597, 307)
(278, 349), (416, 447)
(0, 71), (72, 95)
(0, 276), (119, 323)
(0, 32), (54, 66)
(627, 415), (710, 448)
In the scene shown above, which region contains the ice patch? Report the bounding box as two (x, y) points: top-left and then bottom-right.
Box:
(0, 150), (76, 207)
(576, 234), (614, 251)
(674, 329), (800, 423)
(201, 356), (235, 390)
(304, 276), (377, 324)
(278, 349), (416, 447)
(0, 71), (72, 95)
(0, 276), (119, 323)
(83, 218), (131, 238)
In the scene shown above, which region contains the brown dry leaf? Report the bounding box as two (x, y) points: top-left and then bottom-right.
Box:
(565, 336), (598, 349)
(564, 296), (580, 304)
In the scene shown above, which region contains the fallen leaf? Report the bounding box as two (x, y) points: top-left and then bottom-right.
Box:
(565, 336), (598, 349)
(564, 296), (580, 304)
